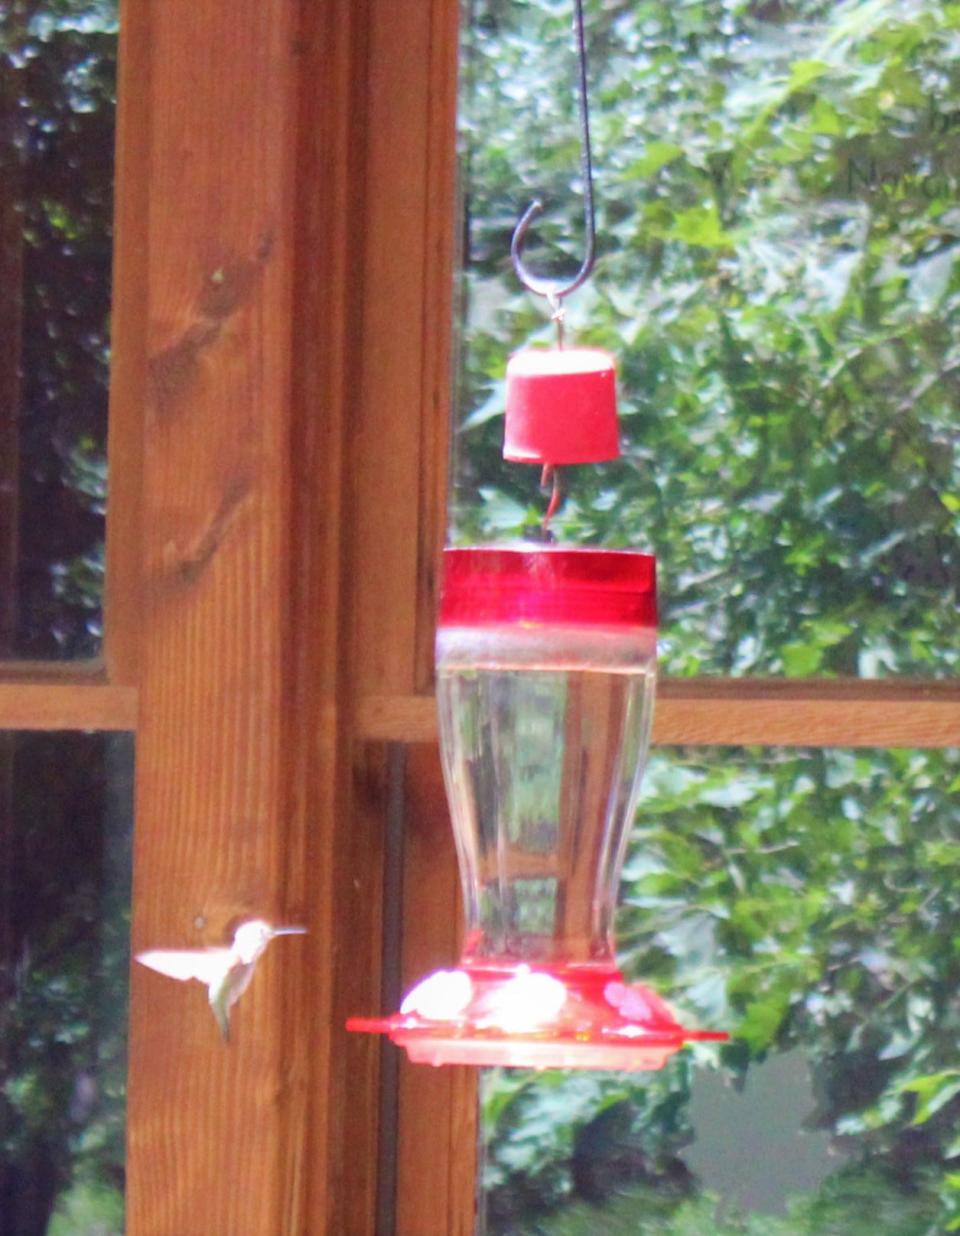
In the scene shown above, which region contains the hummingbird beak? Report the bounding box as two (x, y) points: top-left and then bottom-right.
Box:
(271, 925), (307, 936)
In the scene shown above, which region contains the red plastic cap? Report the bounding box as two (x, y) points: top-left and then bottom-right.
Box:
(438, 546), (657, 628)
(504, 348), (620, 465)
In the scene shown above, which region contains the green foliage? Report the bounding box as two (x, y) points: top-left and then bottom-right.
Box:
(462, 2), (960, 1231)
(482, 747), (960, 1230)
(455, 0), (960, 679)
(534, 1170), (941, 1236)
(48, 1179), (123, 1236)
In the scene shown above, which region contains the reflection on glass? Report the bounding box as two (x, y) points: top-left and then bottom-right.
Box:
(478, 746), (960, 1234)
(0, 1), (117, 659)
(453, 0), (960, 677)
(0, 732), (133, 1236)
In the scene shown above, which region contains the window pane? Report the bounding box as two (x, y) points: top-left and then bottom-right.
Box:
(479, 746), (960, 1234)
(0, 731), (133, 1235)
(453, 1), (960, 678)
(1, 1), (117, 660)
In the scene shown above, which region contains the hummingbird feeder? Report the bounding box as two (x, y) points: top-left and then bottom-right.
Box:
(347, 0), (727, 1070)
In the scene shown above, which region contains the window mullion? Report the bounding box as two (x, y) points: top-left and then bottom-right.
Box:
(357, 679), (960, 748)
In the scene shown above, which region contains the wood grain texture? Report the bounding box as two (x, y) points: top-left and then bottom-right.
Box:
(395, 745), (477, 1236)
(413, 0), (460, 694)
(294, 1), (463, 1228)
(654, 684), (960, 747)
(125, 0), (306, 1232)
(290, 0), (388, 1230)
(357, 679), (960, 748)
(351, 0), (460, 701)
(0, 681), (136, 730)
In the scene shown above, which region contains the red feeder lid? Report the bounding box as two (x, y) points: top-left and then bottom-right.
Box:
(439, 546), (657, 629)
(504, 347), (620, 465)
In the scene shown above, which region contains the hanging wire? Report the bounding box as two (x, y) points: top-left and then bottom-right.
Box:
(540, 464), (562, 537)
(510, 0), (596, 324)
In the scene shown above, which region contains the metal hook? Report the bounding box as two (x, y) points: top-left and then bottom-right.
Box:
(510, 0), (596, 306)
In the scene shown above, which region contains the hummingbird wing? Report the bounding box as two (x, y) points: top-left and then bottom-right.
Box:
(136, 947), (232, 984)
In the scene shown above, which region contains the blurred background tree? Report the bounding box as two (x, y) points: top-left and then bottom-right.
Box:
(1, 0), (115, 659)
(0, 733), (131, 1236)
(455, 0), (960, 679)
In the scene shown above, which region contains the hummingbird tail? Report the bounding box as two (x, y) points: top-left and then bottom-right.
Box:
(211, 995), (231, 1043)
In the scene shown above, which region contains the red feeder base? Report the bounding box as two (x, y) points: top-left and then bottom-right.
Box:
(347, 962), (727, 1071)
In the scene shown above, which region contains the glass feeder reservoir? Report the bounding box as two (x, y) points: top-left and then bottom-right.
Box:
(349, 545), (726, 1069)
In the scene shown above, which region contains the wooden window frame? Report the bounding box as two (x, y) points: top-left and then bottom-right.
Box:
(1, 0), (957, 1231)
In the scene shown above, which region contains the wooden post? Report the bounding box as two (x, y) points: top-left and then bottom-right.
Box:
(125, 0), (309, 1230)
(124, 0), (462, 1228)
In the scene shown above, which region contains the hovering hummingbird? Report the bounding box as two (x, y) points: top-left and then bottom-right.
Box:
(136, 919), (307, 1042)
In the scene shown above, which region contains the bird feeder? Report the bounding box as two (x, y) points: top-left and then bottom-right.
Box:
(348, 546), (726, 1069)
(347, 0), (727, 1069)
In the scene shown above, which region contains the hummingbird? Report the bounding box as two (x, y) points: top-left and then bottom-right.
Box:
(136, 919), (307, 1042)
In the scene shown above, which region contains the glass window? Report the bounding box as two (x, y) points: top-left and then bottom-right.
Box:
(1, 1), (118, 659)
(479, 745), (960, 1234)
(453, 0), (960, 679)
(0, 731), (133, 1235)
